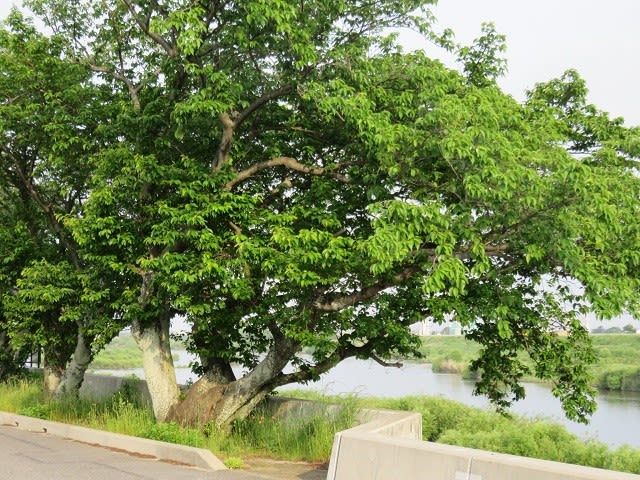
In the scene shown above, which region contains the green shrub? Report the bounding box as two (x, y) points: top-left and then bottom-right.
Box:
(622, 369), (640, 391)
(18, 403), (51, 419)
(141, 422), (204, 446)
(461, 364), (480, 380)
(599, 369), (625, 390)
(224, 457), (245, 469)
(597, 367), (640, 391)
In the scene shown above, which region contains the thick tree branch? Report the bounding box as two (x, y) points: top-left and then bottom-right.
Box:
(214, 85), (295, 171)
(234, 85), (295, 130)
(313, 265), (420, 312)
(267, 339), (403, 389)
(269, 343), (359, 388)
(214, 111), (236, 171)
(238, 328), (299, 393)
(225, 156), (350, 191)
(312, 243), (510, 312)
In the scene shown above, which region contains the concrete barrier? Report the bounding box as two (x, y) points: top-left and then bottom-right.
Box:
(0, 411), (227, 471)
(79, 373), (151, 403)
(326, 410), (640, 480)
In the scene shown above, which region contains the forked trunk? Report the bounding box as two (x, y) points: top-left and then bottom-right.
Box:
(168, 375), (271, 427)
(132, 315), (180, 422)
(169, 334), (298, 427)
(55, 328), (91, 396)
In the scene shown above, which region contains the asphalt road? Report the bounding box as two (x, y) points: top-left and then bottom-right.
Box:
(0, 425), (268, 480)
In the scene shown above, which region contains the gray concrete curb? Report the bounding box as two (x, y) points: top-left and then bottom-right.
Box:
(0, 411), (227, 471)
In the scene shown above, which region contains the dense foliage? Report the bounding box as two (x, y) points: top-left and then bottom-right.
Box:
(1, 1), (639, 425)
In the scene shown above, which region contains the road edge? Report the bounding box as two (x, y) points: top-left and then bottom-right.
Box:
(0, 411), (227, 471)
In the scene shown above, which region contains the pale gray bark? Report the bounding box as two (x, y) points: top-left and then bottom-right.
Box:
(132, 270), (180, 421)
(43, 365), (63, 395)
(171, 331), (298, 426)
(55, 329), (91, 395)
(132, 315), (180, 422)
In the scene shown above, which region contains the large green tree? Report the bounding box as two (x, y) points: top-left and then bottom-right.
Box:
(9, 0), (639, 426)
(0, 11), (123, 393)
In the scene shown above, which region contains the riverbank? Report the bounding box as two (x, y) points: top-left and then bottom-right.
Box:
(90, 333), (187, 369)
(419, 333), (640, 392)
(90, 338), (640, 449)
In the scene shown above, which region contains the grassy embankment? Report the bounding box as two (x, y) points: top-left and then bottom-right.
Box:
(1, 377), (640, 474)
(419, 334), (640, 392)
(0, 375), (355, 467)
(89, 333), (187, 369)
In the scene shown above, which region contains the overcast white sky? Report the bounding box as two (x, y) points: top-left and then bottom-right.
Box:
(413, 0), (640, 126)
(1, 0), (638, 125)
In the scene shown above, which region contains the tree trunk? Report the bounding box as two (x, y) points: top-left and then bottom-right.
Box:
(132, 315), (180, 422)
(55, 328), (91, 396)
(169, 375), (271, 427)
(169, 333), (298, 427)
(43, 364), (63, 395)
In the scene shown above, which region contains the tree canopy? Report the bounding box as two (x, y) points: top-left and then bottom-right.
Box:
(1, 1), (639, 426)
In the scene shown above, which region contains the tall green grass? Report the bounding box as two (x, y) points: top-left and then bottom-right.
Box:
(229, 398), (357, 461)
(0, 377), (353, 464)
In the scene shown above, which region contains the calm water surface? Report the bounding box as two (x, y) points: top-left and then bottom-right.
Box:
(97, 352), (640, 449)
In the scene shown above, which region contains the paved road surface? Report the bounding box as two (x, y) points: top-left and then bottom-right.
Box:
(0, 424), (269, 480)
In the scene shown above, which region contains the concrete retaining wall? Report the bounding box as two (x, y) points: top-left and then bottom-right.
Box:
(327, 410), (640, 480)
(79, 373), (151, 403)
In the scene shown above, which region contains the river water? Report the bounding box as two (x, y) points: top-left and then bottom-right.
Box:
(96, 353), (640, 449)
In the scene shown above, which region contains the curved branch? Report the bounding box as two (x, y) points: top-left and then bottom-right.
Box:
(269, 344), (359, 388)
(311, 243), (510, 313)
(312, 265), (420, 312)
(234, 85), (294, 130)
(87, 64), (142, 112)
(214, 85), (295, 171)
(225, 156), (350, 191)
(371, 354), (403, 368)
